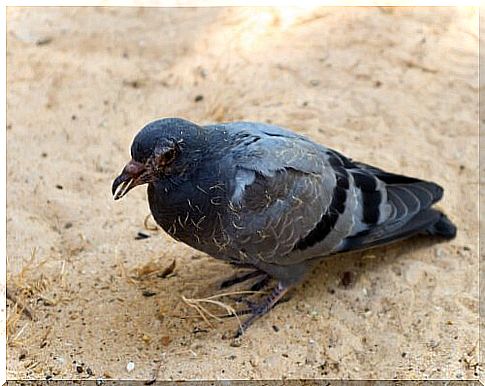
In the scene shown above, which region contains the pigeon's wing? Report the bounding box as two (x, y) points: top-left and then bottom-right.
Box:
(222, 123), (364, 265)
(290, 148), (447, 256)
(222, 122), (448, 265)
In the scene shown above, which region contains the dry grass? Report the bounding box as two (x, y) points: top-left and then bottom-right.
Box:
(6, 303), (28, 347)
(115, 253), (138, 285)
(178, 290), (264, 330)
(132, 259), (176, 280)
(116, 252), (177, 286)
(6, 248), (69, 347)
(143, 213), (159, 232)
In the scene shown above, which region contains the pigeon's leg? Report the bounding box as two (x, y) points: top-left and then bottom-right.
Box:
(220, 270), (271, 309)
(235, 281), (289, 338)
(249, 275), (271, 292)
(219, 269), (265, 289)
(225, 274), (271, 308)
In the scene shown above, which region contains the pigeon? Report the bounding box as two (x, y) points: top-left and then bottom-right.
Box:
(112, 118), (456, 336)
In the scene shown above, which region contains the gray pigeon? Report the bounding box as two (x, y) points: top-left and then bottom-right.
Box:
(112, 118), (456, 336)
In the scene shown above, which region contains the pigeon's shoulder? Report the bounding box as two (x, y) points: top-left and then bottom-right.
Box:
(214, 121), (304, 139)
(208, 121), (328, 177)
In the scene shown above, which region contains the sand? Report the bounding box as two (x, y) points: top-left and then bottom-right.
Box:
(6, 6), (479, 381)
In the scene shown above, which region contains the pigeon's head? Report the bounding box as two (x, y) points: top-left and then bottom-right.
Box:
(112, 118), (203, 200)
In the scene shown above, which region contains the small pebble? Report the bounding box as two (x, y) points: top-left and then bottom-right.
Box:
(36, 37), (52, 46)
(161, 336), (171, 346)
(309, 310), (319, 320)
(135, 232), (150, 240)
(340, 271), (354, 287)
(123, 80), (142, 88)
(435, 248), (446, 259)
(126, 361), (135, 372)
(249, 355), (259, 367)
(305, 338), (317, 365)
(198, 67), (207, 78)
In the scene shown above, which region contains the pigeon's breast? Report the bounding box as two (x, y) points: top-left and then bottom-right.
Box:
(147, 178), (234, 259)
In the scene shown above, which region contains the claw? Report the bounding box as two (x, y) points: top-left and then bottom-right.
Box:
(234, 282), (289, 338)
(219, 270), (265, 289)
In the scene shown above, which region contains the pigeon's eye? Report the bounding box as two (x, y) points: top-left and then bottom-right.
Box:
(154, 145), (178, 167)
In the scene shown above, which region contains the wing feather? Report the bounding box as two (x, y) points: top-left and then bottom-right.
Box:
(217, 122), (447, 262)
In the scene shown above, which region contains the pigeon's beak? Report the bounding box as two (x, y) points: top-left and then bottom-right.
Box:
(112, 159), (146, 200)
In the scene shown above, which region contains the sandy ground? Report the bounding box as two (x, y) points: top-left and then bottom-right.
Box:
(6, 6), (479, 381)
(479, 8), (485, 386)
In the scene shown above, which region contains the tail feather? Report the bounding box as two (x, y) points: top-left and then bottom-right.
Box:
(424, 212), (457, 239)
(331, 161), (456, 253)
(341, 209), (455, 252)
(385, 182), (442, 226)
(353, 161), (444, 224)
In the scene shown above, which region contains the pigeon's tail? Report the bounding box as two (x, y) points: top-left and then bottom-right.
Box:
(341, 208), (456, 253)
(337, 165), (457, 253)
(424, 211), (457, 239)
